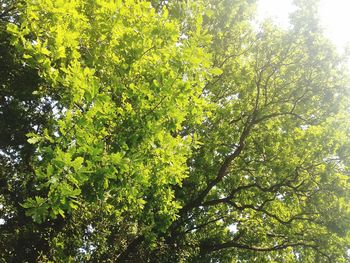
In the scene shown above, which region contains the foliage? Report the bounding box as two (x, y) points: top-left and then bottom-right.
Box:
(1, 0), (350, 262)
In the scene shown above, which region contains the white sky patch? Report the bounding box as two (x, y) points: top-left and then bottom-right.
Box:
(256, 0), (295, 29)
(0, 149), (10, 158)
(276, 193), (285, 201)
(319, 0), (350, 50)
(257, 0), (350, 51)
(228, 223), (238, 234)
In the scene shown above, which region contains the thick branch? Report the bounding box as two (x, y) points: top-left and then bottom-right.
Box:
(179, 75), (262, 215)
(179, 129), (247, 214)
(200, 240), (331, 262)
(116, 235), (145, 262)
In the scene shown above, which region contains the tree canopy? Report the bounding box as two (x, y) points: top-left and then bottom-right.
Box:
(1, 0), (350, 262)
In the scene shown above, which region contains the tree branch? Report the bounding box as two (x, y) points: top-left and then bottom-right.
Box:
(116, 235), (145, 262)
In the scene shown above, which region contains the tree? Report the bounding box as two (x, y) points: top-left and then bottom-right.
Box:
(0, 1), (65, 261)
(1, 0), (350, 262)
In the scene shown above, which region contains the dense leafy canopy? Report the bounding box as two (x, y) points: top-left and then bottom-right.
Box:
(1, 0), (350, 262)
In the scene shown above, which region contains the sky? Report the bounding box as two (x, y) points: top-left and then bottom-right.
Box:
(257, 0), (350, 51)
